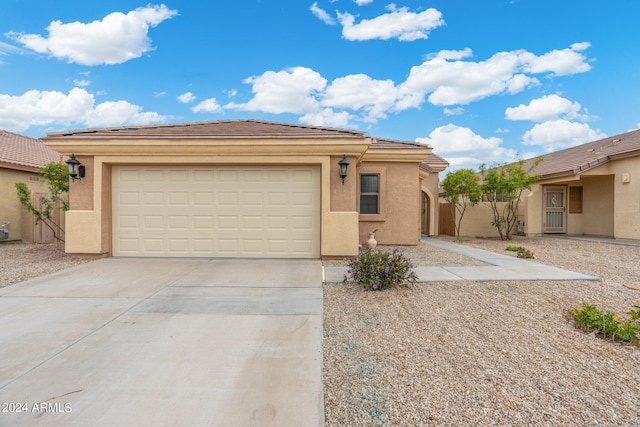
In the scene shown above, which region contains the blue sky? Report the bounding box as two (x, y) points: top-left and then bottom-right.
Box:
(1, 0), (639, 171)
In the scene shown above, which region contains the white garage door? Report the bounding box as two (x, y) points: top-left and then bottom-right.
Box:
(112, 165), (320, 258)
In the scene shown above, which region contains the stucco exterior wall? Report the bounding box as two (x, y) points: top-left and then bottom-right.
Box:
(580, 176), (614, 237)
(47, 130), (439, 257)
(581, 157), (640, 239)
(358, 162), (421, 245)
(523, 157), (639, 240)
(443, 201), (514, 238)
(62, 153), (365, 258)
(420, 172), (440, 236)
(0, 168), (51, 242)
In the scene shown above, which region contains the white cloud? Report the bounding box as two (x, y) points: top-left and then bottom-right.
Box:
(300, 108), (352, 128)
(73, 79), (91, 87)
(337, 5), (444, 41)
(0, 41), (23, 56)
(397, 44), (590, 108)
(154, 91), (167, 97)
(522, 120), (606, 152)
(0, 87), (165, 132)
(227, 67), (327, 114)
(191, 98), (221, 113)
(444, 107), (464, 116)
(84, 100), (165, 127)
(224, 43), (593, 128)
(521, 43), (592, 76)
(177, 92), (196, 103)
(416, 124), (518, 170)
(505, 94), (582, 122)
(7, 4), (178, 66)
(354, 0), (374, 5)
(322, 74), (397, 122)
(434, 48), (472, 61)
(310, 2), (336, 25)
(226, 89), (237, 97)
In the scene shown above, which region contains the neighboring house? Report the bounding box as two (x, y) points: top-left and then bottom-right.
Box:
(0, 130), (62, 243)
(444, 129), (640, 241)
(43, 120), (448, 259)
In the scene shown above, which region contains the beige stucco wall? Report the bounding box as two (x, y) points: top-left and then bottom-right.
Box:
(0, 167), (51, 242)
(357, 162), (422, 246)
(420, 172), (440, 236)
(581, 157), (640, 239)
(48, 135), (438, 256)
(445, 201), (514, 238)
(56, 150), (367, 258)
(523, 157), (639, 240)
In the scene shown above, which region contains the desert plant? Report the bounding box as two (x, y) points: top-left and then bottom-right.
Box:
(568, 302), (639, 344)
(479, 157), (542, 240)
(441, 169), (482, 241)
(505, 245), (535, 258)
(15, 162), (70, 242)
(343, 248), (418, 291)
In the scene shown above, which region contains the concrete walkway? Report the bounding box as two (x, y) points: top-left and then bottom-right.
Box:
(324, 237), (599, 283)
(0, 258), (324, 427)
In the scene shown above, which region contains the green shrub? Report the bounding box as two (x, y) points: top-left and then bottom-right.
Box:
(505, 245), (535, 259)
(568, 302), (639, 344)
(343, 248), (418, 291)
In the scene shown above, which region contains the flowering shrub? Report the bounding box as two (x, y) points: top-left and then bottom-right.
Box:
(343, 248), (418, 291)
(505, 245), (535, 259)
(568, 302), (640, 344)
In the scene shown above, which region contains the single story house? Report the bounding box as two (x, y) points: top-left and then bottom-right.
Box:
(444, 129), (640, 241)
(0, 130), (62, 243)
(43, 120), (448, 259)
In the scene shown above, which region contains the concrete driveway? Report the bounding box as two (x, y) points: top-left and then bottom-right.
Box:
(0, 258), (323, 427)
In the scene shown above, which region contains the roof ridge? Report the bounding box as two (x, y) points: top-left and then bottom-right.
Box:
(45, 119), (368, 138)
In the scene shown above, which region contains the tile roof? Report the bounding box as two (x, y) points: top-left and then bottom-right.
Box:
(44, 119), (367, 140)
(370, 137), (430, 150)
(420, 153), (450, 172)
(524, 129), (640, 178)
(0, 130), (61, 170)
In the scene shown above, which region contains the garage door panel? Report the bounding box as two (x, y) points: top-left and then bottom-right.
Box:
(113, 166), (319, 258)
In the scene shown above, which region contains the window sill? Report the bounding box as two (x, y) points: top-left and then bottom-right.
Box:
(359, 214), (386, 222)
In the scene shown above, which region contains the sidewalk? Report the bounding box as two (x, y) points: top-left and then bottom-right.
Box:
(323, 237), (599, 283)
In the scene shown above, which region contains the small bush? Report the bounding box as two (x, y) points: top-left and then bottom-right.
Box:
(505, 245), (535, 259)
(343, 248), (418, 291)
(568, 302), (639, 344)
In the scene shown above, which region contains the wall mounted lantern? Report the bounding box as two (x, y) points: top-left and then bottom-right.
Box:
(338, 154), (350, 184)
(65, 154), (85, 182)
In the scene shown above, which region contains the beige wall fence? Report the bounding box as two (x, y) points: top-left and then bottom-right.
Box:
(32, 193), (65, 243)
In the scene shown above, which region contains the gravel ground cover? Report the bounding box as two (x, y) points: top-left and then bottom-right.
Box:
(324, 236), (640, 426)
(3, 238), (639, 425)
(0, 241), (90, 287)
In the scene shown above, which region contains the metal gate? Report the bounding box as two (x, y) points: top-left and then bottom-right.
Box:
(543, 187), (566, 233)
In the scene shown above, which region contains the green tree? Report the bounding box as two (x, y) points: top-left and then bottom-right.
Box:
(15, 162), (70, 242)
(441, 168), (482, 241)
(479, 158), (542, 240)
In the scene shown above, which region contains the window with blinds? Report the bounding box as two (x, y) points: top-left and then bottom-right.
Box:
(360, 174), (379, 214)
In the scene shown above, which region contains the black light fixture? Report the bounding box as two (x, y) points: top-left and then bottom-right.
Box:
(338, 154), (350, 184)
(65, 154), (85, 182)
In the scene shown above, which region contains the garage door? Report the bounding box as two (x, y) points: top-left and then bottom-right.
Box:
(112, 166), (320, 258)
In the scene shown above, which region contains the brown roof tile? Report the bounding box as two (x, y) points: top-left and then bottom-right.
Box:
(0, 130), (61, 170)
(420, 153), (449, 172)
(370, 137), (429, 150)
(44, 119), (367, 140)
(524, 129), (640, 178)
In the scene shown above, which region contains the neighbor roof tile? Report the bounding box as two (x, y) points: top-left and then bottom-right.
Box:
(0, 130), (61, 170)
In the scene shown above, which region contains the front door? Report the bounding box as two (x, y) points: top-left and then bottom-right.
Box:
(421, 192), (430, 235)
(544, 186), (566, 233)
